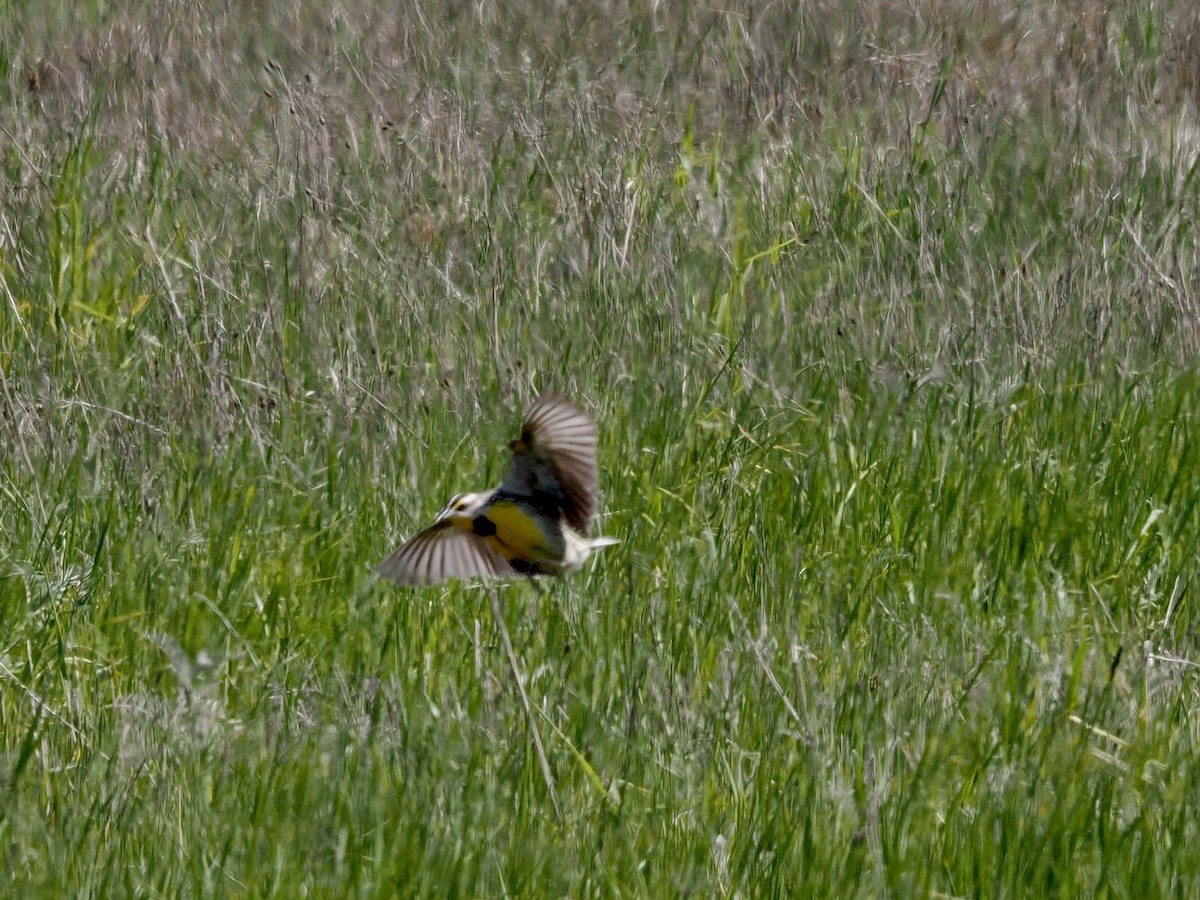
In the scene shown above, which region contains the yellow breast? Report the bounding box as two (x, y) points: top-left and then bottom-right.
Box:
(482, 499), (559, 563)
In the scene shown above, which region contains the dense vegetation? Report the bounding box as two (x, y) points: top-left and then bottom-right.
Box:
(3, 1), (1199, 894)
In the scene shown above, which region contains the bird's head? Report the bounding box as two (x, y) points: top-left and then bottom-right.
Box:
(435, 492), (488, 526)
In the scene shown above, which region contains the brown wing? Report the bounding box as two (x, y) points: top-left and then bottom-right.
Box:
(500, 394), (599, 533)
(377, 522), (518, 585)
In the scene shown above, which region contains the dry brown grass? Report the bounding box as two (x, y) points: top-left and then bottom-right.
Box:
(9, 1), (1200, 171)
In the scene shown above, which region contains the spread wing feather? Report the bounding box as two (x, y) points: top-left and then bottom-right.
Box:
(377, 522), (516, 585)
(500, 394), (599, 533)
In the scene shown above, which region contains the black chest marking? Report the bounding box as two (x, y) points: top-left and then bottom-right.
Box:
(472, 515), (497, 537)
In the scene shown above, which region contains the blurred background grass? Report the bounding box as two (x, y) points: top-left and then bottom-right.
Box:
(2, 0), (1200, 895)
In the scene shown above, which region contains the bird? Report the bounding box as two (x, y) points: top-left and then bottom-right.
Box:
(377, 394), (619, 585)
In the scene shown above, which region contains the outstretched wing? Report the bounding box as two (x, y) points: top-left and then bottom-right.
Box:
(377, 522), (517, 585)
(500, 394), (599, 533)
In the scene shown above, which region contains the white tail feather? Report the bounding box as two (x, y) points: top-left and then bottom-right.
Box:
(561, 531), (620, 570)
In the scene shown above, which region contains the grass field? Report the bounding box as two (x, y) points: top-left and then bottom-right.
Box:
(3, 0), (1200, 895)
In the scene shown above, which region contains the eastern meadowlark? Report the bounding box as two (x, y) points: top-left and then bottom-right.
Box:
(378, 394), (619, 585)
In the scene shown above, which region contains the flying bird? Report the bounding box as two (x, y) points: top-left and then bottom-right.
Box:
(378, 394), (619, 585)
